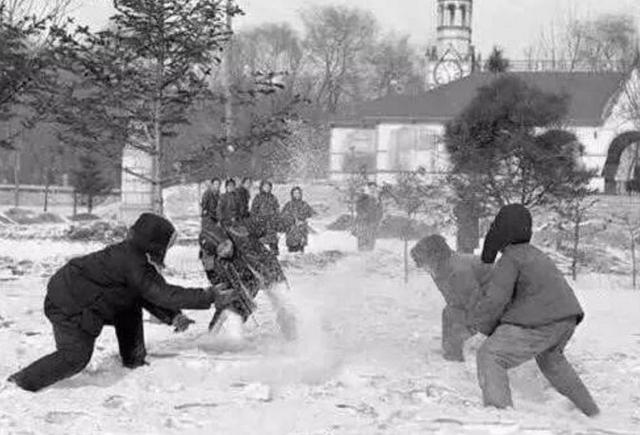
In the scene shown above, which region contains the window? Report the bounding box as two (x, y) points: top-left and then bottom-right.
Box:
(448, 4), (456, 26)
(390, 127), (444, 172)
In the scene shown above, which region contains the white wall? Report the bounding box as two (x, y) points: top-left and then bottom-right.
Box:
(329, 127), (376, 180)
(120, 145), (154, 225)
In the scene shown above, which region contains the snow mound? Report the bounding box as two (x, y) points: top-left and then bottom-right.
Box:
(65, 221), (128, 244)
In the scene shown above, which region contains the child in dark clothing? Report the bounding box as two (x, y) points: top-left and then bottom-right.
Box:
(470, 204), (600, 416)
(7, 213), (238, 392)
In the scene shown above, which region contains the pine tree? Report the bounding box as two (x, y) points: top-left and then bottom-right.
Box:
(485, 46), (510, 73)
(52, 0), (242, 214)
(72, 152), (112, 213)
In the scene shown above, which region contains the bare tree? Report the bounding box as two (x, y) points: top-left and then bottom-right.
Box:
(365, 32), (422, 98)
(612, 210), (640, 289)
(300, 5), (378, 115)
(529, 12), (638, 72)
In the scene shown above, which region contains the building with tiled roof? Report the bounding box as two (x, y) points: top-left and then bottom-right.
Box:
(329, 70), (640, 194)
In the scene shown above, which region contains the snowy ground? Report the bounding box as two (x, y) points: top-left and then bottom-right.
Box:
(1, 227), (639, 434)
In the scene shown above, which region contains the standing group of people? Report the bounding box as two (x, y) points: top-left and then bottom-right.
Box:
(200, 177), (316, 255)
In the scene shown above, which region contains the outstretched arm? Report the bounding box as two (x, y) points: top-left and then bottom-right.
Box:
(126, 260), (212, 311)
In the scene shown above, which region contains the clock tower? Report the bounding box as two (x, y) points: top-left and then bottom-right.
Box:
(426, 0), (476, 89)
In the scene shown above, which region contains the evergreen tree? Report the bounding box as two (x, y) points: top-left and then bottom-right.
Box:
(72, 152), (112, 213)
(485, 46), (510, 73)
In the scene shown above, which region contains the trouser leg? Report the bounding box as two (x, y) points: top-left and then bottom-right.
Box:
(535, 326), (600, 416)
(442, 306), (472, 362)
(9, 321), (95, 392)
(114, 306), (147, 368)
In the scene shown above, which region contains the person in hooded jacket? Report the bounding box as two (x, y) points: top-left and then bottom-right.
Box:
(251, 180), (281, 255)
(218, 179), (240, 227)
(281, 186), (316, 253)
(411, 234), (492, 361)
(469, 204), (600, 417)
(6, 213), (239, 393)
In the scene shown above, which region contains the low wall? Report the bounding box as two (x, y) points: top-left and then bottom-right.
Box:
(0, 184), (120, 208)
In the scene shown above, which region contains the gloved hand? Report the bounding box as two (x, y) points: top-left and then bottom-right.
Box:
(171, 313), (195, 333)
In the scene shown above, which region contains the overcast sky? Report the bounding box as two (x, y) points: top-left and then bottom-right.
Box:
(72, 0), (640, 58)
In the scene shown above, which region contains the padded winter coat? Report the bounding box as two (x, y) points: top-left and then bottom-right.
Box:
(218, 192), (240, 227)
(281, 198), (316, 248)
(201, 190), (220, 222)
(355, 194), (383, 226)
(432, 253), (493, 311)
(235, 187), (251, 219)
(251, 192), (281, 244)
(471, 205), (584, 335)
(46, 213), (211, 336)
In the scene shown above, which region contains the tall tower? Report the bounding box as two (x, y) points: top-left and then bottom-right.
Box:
(426, 0), (476, 89)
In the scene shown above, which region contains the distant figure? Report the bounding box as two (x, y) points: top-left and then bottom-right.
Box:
(411, 234), (492, 361)
(251, 180), (281, 255)
(235, 177), (252, 220)
(470, 204), (600, 417)
(218, 179), (240, 228)
(281, 186), (316, 253)
(201, 178), (221, 225)
(353, 182), (384, 251)
(6, 213), (237, 392)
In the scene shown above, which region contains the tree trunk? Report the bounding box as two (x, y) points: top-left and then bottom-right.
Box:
(13, 147), (20, 208)
(88, 194), (93, 214)
(43, 180), (50, 212)
(571, 215), (580, 281)
(73, 189), (78, 217)
(631, 233), (636, 289)
(404, 237), (409, 284)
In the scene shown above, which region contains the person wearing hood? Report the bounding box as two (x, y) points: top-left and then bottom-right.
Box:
(410, 234), (492, 361)
(281, 186), (316, 253)
(251, 180), (281, 255)
(6, 213), (239, 392)
(469, 204), (599, 417)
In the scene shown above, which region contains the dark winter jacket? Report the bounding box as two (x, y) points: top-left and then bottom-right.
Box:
(355, 194), (383, 226)
(235, 187), (251, 219)
(201, 189), (220, 222)
(281, 191), (316, 248)
(217, 192), (239, 227)
(431, 253), (493, 311)
(471, 205), (584, 335)
(251, 191), (280, 244)
(46, 213), (211, 336)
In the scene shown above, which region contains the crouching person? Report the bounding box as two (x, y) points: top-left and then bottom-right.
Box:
(7, 213), (237, 392)
(411, 234), (492, 362)
(470, 204), (599, 417)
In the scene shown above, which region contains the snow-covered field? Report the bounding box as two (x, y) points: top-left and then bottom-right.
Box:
(1, 224), (639, 435)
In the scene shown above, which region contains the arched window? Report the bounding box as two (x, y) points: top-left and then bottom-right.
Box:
(438, 5), (444, 26)
(448, 4), (456, 26)
(460, 5), (467, 26)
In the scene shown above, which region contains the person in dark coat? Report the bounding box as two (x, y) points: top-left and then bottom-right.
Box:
(251, 180), (281, 255)
(217, 179), (240, 228)
(201, 178), (221, 225)
(6, 213), (238, 393)
(354, 182), (384, 251)
(411, 235), (492, 361)
(469, 204), (600, 417)
(235, 177), (252, 221)
(281, 186), (316, 253)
